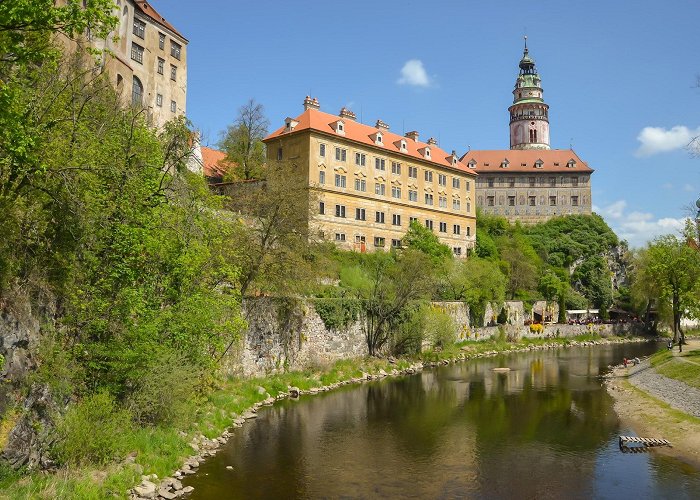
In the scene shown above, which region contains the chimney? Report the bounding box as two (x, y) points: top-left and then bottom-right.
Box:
(303, 96), (320, 111)
(427, 137), (438, 146)
(339, 107), (356, 121)
(405, 130), (419, 141)
(375, 119), (390, 131)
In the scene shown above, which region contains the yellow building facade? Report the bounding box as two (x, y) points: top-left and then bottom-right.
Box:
(264, 98), (477, 256)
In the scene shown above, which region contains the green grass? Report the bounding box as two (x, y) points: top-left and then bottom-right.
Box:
(649, 347), (700, 390)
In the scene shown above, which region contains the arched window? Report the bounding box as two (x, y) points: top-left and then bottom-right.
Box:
(132, 76), (143, 105)
(116, 73), (123, 87)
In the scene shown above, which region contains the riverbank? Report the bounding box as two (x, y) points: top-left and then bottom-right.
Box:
(1, 334), (651, 499)
(604, 338), (700, 468)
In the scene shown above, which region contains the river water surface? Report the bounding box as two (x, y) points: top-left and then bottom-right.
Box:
(184, 342), (700, 499)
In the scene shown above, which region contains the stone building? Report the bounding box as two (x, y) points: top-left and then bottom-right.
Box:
(464, 39), (593, 223)
(61, 0), (188, 128)
(263, 98), (477, 256)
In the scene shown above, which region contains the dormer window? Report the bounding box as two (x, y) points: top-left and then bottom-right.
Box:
(534, 159), (544, 169)
(567, 159), (576, 168)
(500, 159), (509, 168)
(400, 140), (407, 152)
(284, 117), (299, 132)
(468, 160), (476, 169)
(373, 132), (383, 146)
(334, 120), (345, 135)
(425, 147), (431, 159)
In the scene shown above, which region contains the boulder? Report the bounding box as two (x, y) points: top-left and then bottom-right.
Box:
(182, 486), (195, 493)
(134, 480), (157, 498)
(158, 488), (177, 499)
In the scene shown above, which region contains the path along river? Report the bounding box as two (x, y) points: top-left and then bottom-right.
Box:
(184, 342), (700, 499)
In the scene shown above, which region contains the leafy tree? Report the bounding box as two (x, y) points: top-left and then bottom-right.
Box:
(631, 235), (700, 344)
(498, 233), (540, 299)
(219, 99), (269, 180)
(402, 219), (452, 263)
(571, 256), (613, 313)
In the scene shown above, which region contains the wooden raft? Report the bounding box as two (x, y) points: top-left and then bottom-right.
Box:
(619, 435), (672, 451)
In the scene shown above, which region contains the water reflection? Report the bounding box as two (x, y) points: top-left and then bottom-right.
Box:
(185, 343), (700, 499)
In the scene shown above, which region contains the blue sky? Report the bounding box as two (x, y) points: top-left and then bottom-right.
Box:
(160, 0), (700, 248)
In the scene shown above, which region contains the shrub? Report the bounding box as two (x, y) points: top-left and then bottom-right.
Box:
(125, 351), (203, 427)
(529, 323), (544, 333)
(313, 297), (361, 331)
(424, 307), (456, 350)
(52, 391), (132, 466)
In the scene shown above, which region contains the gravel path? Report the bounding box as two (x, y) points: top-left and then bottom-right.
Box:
(627, 357), (700, 418)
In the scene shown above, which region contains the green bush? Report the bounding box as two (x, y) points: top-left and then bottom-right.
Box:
(424, 307), (456, 350)
(391, 306), (425, 355)
(313, 297), (361, 331)
(125, 351), (203, 427)
(52, 392), (132, 467)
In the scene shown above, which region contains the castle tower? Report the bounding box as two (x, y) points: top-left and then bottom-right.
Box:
(509, 37), (550, 150)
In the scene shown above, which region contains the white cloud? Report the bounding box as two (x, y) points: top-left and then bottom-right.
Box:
(397, 60), (432, 87)
(635, 125), (700, 157)
(595, 200), (688, 248)
(683, 183), (696, 192)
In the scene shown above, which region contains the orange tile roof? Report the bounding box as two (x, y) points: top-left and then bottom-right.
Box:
(459, 149), (594, 173)
(265, 108), (476, 176)
(201, 146), (233, 179)
(134, 1), (187, 41)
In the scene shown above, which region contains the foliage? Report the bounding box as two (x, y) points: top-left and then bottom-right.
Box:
(219, 99), (269, 180)
(498, 232), (540, 299)
(52, 391), (133, 467)
(571, 256), (613, 310)
(312, 297), (361, 331)
(402, 219), (452, 263)
(423, 306), (457, 349)
(529, 323), (544, 333)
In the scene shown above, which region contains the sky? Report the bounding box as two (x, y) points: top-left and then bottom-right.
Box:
(158, 0), (700, 248)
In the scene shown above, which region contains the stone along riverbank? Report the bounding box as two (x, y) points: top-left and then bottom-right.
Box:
(605, 338), (700, 468)
(129, 335), (656, 499)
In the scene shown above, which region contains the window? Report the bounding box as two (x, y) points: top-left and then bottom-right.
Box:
(438, 173), (447, 186)
(156, 94), (163, 107)
(335, 233), (346, 242)
(375, 211), (385, 224)
(452, 199), (461, 210)
(508, 196), (515, 206)
(335, 174), (346, 188)
(529, 177), (536, 187)
(159, 32), (165, 50)
(549, 177), (556, 187)
(508, 177), (515, 187)
(571, 196), (579, 206)
(375, 158), (385, 171)
(319, 202), (325, 215)
(439, 222), (447, 233)
(391, 186), (401, 199)
(170, 65), (177, 81)
(355, 152), (366, 166)
(425, 220), (434, 230)
(409, 217), (419, 224)
(453, 247), (462, 256)
(528, 196), (536, 206)
(467, 202), (471, 212)
(335, 148), (346, 162)
(549, 196), (557, 206)
(408, 190), (418, 202)
(355, 208), (366, 221)
(439, 196), (447, 208)
(276, 147), (283, 160)
(354, 178), (366, 192)
(374, 237), (386, 247)
(375, 183), (385, 196)
(319, 171), (325, 184)
(424, 170), (433, 182)
(392, 239), (402, 248)
(424, 193), (433, 205)
(572, 177), (579, 187)
(466, 181), (470, 191)
(355, 235), (366, 244)
(131, 76), (143, 105)
(133, 18), (145, 38)
(452, 177), (460, 189)
(453, 225), (461, 235)
(487, 196), (495, 207)
(157, 58), (164, 75)
(408, 166), (418, 178)
(392, 214), (401, 226)
(319, 144), (326, 157)
(487, 178), (494, 188)
(131, 42), (144, 64)
(171, 41), (181, 60)
(170, 100), (177, 113)
(391, 162), (401, 175)
(335, 205), (346, 218)
(466, 227), (471, 237)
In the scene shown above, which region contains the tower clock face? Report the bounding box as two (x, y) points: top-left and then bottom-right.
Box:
(528, 91), (533, 96)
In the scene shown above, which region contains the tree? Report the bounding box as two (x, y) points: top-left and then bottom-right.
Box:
(499, 233), (540, 299)
(572, 256), (613, 314)
(632, 235), (700, 344)
(219, 99), (269, 180)
(402, 219), (452, 263)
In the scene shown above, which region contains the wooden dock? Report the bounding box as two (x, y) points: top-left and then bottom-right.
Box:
(619, 435), (672, 450)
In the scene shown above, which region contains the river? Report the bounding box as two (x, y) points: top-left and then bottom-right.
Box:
(184, 342), (700, 499)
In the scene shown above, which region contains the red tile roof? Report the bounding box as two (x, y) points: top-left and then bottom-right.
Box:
(201, 146), (233, 179)
(460, 149), (594, 173)
(265, 107), (476, 176)
(134, 1), (187, 41)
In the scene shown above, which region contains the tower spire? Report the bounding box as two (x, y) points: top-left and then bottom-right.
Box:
(508, 39), (550, 150)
